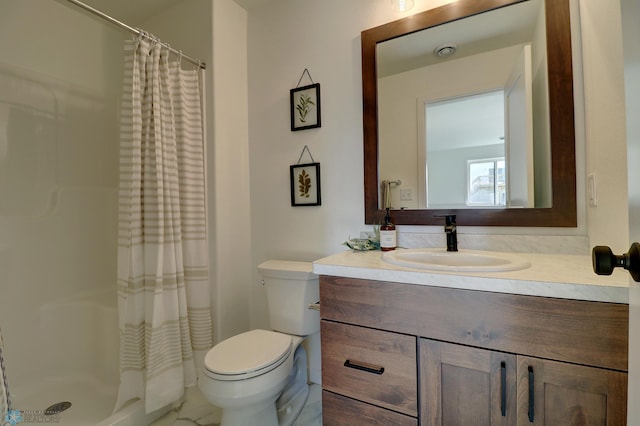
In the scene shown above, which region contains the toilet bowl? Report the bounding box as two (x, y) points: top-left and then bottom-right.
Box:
(198, 260), (320, 426)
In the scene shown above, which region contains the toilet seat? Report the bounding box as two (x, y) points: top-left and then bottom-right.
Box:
(204, 329), (292, 381)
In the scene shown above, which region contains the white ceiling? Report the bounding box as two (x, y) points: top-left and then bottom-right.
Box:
(232, 0), (273, 11)
(71, 0), (272, 23)
(427, 90), (505, 152)
(71, 0), (185, 24)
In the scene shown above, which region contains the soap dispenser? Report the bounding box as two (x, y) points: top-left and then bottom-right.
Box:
(380, 208), (397, 251)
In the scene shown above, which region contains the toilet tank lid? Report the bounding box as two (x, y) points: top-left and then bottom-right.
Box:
(258, 260), (318, 280)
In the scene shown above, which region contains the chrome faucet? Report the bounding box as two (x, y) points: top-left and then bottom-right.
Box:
(443, 214), (458, 252)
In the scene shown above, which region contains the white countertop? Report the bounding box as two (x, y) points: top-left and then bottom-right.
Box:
(312, 249), (629, 304)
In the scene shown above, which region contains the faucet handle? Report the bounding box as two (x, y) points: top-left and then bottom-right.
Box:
(435, 214), (456, 225)
(435, 214), (458, 252)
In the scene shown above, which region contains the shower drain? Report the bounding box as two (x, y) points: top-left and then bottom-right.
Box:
(44, 401), (72, 415)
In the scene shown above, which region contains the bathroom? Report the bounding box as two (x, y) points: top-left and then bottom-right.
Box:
(0, 0), (637, 424)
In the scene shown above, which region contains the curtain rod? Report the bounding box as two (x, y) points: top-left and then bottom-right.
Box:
(64, 0), (206, 70)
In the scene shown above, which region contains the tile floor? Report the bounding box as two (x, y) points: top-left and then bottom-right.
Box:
(150, 384), (322, 426)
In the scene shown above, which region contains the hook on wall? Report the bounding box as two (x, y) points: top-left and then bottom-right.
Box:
(296, 145), (316, 164)
(295, 68), (315, 87)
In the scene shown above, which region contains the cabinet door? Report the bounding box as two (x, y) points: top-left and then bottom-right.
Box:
(420, 339), (517, 426)
(516, 356), (627, 426)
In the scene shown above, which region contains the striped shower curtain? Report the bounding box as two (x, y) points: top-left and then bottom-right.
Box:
(1, 328), (12, 424)
(114, 35), (212, 415)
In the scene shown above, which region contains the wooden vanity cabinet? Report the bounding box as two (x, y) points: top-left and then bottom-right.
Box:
(320, 275), (628, 425)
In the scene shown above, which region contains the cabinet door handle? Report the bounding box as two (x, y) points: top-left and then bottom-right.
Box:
(528, 366), (535, 422)
(501, 361), (506, 417)
(343, 359), (385, 375)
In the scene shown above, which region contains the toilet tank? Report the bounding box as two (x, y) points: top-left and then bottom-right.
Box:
(258, 260), (319, 336)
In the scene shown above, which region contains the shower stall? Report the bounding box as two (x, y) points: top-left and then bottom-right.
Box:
(0, 1), (207, 424)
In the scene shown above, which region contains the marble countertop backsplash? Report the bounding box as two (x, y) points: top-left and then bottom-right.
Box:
(313, 247), (628, 304)
(398, 232), (591, 255)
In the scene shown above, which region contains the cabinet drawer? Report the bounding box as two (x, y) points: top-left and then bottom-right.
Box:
(323, 390), (418, 426)
(321, 320), (418, 416)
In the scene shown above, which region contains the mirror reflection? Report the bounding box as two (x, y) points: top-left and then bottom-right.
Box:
(426, 91), (506, 208)
(377, 0), (550, 210)
(362, 0), (577, 227)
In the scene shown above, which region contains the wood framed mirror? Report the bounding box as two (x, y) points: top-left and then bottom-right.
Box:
(362, 0), (576, 226)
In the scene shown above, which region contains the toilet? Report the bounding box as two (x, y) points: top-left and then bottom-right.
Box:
(198, 260), (320, 426)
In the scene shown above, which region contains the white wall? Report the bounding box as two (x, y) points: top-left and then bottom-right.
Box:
(1, 0), (251, 366)
(0, 0), (121, 381)
(0, 0), (628, 355)
(143, 0), (252, 343)
(211, 0), (252, 342)
(3, 0), (626, 351)
(245, 0), (629, 329)
(579, 0), (629, 252)
(427, 144), (505, 208)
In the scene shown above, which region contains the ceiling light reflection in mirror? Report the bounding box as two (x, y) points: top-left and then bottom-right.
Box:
(391, 0), (415, 12)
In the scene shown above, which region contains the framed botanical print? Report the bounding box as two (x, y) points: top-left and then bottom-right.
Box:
(290, 163), (321, 206)
(290, 83), (321, 131)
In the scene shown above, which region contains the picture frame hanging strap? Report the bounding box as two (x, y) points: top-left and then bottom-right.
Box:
(296, 68), (315, 87)
(297, 145), (316, 164)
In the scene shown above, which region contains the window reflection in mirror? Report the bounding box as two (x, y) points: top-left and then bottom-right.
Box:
(467, 158), (506, 206)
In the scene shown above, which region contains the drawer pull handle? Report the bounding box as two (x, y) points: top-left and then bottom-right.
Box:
(343, 359), (385, 375)
(500, 361), (506, 417)
(528, 366), (535, 422)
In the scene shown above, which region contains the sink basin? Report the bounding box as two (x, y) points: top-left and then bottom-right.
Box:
(382, 248), (531, 272)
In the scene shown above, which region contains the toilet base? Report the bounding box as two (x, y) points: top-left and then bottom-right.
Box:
(220, 400), (279, 426)
(217, 345), (310, 426)
(277, 345), (309, 426)
(277, 385), (309, 426)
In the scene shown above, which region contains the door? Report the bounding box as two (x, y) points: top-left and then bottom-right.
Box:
(420, 339), (517, 425)
(517, 356), (627, 425)
(621, 0), (640, 423)
(504, 44), (534, 208)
